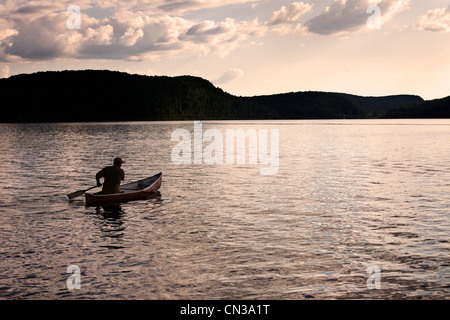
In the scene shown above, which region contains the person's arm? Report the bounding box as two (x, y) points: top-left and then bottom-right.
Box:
(121, 169), (125, 181)
(96, 169), (104, 186)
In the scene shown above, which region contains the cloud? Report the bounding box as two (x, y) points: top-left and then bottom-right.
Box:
(0, 1), (269, 61)
(418, 6), (450, 33)
(0, 64), (10, 78)
(4, 13), (69, 60)
(0, 17), (18, 45)
(0, 26), (18, 43)
(213, 67), (244, 84)
(180, 17), (266, 57)
(77, 0), (263, 16)
(155, 0), (260, 14)
(73, 14), (200, 60)
(266, 1), (312, 35)
(0, 1), (309, 62)
(0, 0), (416, 63)
(12, 3), (60, 15)
(268, 2), (312, 26)
(305, 0), (411, 35)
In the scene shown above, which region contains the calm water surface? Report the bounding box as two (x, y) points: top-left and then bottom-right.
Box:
(0, 120), (449, 299)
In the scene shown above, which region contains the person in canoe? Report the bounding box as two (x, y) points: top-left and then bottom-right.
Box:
(96, 157), (125, 194)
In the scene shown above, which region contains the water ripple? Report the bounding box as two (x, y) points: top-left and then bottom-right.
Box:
(0, 121), (449, 299)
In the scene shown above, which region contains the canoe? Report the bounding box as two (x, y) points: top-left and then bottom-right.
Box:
(85, 172), (162, 206)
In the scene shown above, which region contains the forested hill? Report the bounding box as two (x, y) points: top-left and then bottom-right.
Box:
(382, 95), (450, 118)
(333, 93), (427, 117)
(0, 70), (445, 122)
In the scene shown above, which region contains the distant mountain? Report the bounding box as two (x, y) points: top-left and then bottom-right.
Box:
(382, 95), (450, 118)
(246, 91), (424, 119)
(333, 93), (424, 117)
(0, 70), (445, 122)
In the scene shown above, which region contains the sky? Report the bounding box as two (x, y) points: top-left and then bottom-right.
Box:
(0, 0), (449, 100)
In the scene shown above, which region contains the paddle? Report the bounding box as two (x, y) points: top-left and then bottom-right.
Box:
(67, 185), (100, 200)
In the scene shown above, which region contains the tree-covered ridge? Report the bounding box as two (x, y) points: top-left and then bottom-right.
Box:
(0, 70), (447, 122)
(382, 95), (450, 118)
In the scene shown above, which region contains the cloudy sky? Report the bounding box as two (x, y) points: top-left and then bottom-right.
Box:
(0, 0), (449, 100)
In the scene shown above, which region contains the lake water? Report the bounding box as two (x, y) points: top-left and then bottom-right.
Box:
(0, 119), (448, 300)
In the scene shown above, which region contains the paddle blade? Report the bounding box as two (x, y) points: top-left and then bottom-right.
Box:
(67, 189), (86, 200)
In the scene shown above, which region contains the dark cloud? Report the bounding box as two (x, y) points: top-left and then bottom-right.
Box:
(4, 15), (66, 60)
(305, 0), (370, 35)
(305, 0), (411, 35)
(12, 4), (56, 15)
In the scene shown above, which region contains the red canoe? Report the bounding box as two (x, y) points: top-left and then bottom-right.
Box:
(85, 172), (162, 206)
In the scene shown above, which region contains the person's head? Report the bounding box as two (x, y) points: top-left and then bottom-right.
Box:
(113, 157), (124, 167)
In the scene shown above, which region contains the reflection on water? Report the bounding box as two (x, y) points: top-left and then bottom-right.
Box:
(0, 120), (448, 299)
(95, 205), (126, 243)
